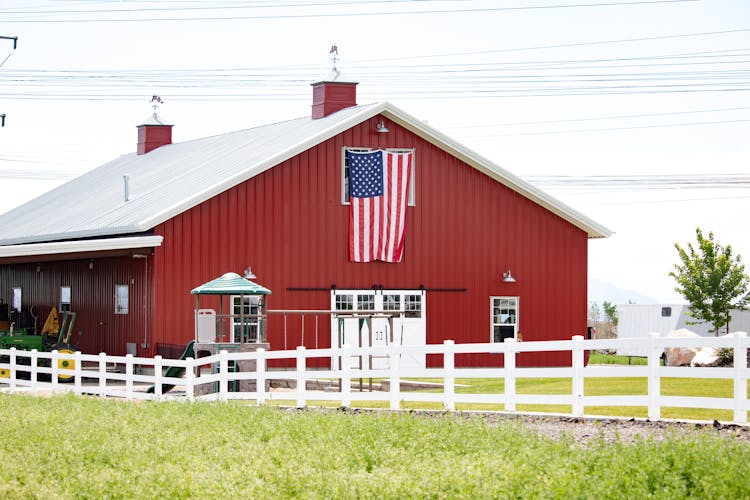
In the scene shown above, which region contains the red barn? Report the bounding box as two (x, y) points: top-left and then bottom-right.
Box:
(0, 73), (610, 366)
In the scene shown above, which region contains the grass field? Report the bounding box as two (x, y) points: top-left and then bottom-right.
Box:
(1, 394), (749, 498)
(268, 375), (750, 422)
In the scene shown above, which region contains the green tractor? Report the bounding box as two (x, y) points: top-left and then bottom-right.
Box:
(0, 307), (79, 381)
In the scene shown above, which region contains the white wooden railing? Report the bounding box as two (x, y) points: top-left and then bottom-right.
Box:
(1, 333), (748, 423)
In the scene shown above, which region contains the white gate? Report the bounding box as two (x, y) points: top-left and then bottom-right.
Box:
(330, 289), (426, 369)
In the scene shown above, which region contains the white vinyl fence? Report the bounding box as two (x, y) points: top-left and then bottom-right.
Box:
(1, 333), (748, 423)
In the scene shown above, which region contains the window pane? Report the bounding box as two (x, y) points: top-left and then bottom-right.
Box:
(60, 286), (71, 312)
(383, 294), (400, 311)
(335, 295), (353, 311)
(115, 285), (129, 314)
(491, 297), (518, 342)
(357, 294), (375, 311)
(405, 294), (421, 318)
(12, 287), (21, 311)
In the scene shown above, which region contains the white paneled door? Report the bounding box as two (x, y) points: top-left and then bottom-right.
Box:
(331, 289), (426, 369)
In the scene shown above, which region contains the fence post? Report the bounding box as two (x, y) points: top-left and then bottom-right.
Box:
(296, 346), (307, 408)
(154, 355), (163, 399)
(9, 348), (16, 394)
(341, 344), (352, 408)
(389, 343), (401, 411)
(219, 350), (228, 401)
(444, 340), (455, 411)
(256, 348), (267, 406)
(51, 350), (59, 394)
(30, 350), (38, 395)
(74, 351), (82, 396)
(504, 338), (516, 412)
(125, 354), (134, 401)
(98, 352), (107, 398)
(185, 357), (195, 402)
(733, 332), (747, 424)
(572, 335), (584, 417)
(647, 332), (661, 420)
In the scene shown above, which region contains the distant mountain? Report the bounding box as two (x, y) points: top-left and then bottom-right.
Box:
(588, 278), (658, 306)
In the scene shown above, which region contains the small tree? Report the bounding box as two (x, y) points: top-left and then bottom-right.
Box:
(602, 301), (618, 327)
(670, 228), (750, 334)
(601, 300), (618, 337)
(588, 301), (601, 325)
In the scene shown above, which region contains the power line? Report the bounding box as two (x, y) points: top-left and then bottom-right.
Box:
(2, 1), (699, 23)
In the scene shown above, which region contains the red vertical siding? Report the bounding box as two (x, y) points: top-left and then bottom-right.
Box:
(151, 115), (589, 366)
(0, 256), (150, 356)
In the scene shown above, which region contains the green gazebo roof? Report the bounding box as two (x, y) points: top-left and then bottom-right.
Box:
(190, 272), (272, 296)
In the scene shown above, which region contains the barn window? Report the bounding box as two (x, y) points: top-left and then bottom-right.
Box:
(383, 294), (400, 311)
(335, 294), (353, 311)
(357, 294), (375, 311)
(60, 286), (72, 312)
(12, 287), (21, 311)
(115, 284), (129, 314)
(342, 147), (416, 206)
(491, 297), (518, 342)
(404, 294), (422, 318)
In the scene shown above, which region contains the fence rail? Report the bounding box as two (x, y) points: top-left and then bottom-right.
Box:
(1, 333), (748, 423)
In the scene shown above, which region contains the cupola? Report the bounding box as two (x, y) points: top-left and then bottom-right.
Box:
(311, 70), (358, 119)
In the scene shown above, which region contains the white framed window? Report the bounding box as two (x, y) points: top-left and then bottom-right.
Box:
(342, 147), (416, 206)
(115, 284), (129, 314)
(491, 297), (518, 342)
(404, 294), (422, 318)
(12, 287), (21, 311)
(335, 294), (353, 311)
(357, 294), (375, 311)
(60, 286), (72, 312)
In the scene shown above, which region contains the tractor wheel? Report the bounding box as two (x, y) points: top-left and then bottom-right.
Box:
(0, 367), (9, 378)
(52, 344), (76, 382)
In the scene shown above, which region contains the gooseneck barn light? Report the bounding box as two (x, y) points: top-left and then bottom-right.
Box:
(502, 270), (516, 283)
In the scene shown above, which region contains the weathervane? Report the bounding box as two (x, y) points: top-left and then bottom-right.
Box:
(329, 44), (338, 71)
(150, 95), (163, 116)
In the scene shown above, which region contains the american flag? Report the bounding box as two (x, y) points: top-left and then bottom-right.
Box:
(348, 149), (413, 262)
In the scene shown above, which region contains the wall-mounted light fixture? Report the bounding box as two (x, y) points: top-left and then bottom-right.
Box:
(376, 120), (389, 133)
(89, 259), (94, 270)
(35, 264), (41, 273)
(502, 270), (516, 283)
(243, 266), (256, 279)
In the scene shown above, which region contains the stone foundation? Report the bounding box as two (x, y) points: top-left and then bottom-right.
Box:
(193, 342), (270, 396)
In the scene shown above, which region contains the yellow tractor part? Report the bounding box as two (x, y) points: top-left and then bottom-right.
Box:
(0, 367), (9, 378)
(55, 346), (76, 381)
(41, 306), (60, 335)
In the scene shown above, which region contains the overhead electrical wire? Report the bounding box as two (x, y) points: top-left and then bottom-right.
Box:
(1, 0), (699, 23)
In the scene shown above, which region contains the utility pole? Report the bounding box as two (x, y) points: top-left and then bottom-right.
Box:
(0, 35), (18, 127)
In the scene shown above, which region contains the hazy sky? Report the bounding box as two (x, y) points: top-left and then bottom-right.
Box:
(1, 0), (749, 304)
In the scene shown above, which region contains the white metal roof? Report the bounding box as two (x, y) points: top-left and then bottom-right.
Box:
(0, 101), (611, 249)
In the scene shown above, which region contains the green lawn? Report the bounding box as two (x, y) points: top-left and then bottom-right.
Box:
(1, 394), (749, 498)
(273, 375), (750, 421)
(588, 352), (649, 365)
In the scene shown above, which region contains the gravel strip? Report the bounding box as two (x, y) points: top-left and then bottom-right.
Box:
(300, 407), (750, 445)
